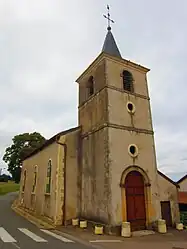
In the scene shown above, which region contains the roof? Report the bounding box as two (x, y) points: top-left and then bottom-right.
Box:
(178, 191), (187, 204)
(76, 52), (150, 83)
(76, 27), (150, 83)
(22, 126), (80, 161)
(157, 170), (180, 188)
(177, 174), (187, 184)
(102, 28), (122, 59)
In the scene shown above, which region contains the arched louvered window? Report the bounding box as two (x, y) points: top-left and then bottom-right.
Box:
(87, 76), (94, 97)
(123, 70), (134, 92)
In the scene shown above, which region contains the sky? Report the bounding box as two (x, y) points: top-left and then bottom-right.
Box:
(0, 0), (187, 180)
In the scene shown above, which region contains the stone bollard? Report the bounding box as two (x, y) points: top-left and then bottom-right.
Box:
(158, 219), (167, 234)
(72, 218), (79, 226)
(176, 223), (183, 231)
(121, 222), (131, 237)
(80, 220), (87, 229)
(94, 225), (104, 235)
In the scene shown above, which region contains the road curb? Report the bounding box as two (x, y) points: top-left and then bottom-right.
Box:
(11, 202), (55, 230)
(54, 229), (104, 249)
(11, 203), (103, 248)
(11, 200), (103, 248)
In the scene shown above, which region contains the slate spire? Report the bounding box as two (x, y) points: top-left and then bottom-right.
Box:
(102, 5), (122, 58)
(102, 28), (122, 58)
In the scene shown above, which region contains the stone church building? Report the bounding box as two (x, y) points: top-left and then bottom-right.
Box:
(18, 23), (180, 232)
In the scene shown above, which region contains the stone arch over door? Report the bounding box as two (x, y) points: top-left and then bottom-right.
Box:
(120, 166), (151, 231)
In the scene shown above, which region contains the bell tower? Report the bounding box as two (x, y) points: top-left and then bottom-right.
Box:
(76, 6), (161, 230)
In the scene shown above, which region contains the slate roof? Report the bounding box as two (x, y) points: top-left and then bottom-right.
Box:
(22, 126), (80, 161)
(102, 28), (122, 58)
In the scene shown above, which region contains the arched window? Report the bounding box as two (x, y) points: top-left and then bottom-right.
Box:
(46, 159), (52, 193)
(122, 70), (134, 92)
(32, 165), (37, 193)
(87, 76), (94, 97)
(22, 170), (26, 192)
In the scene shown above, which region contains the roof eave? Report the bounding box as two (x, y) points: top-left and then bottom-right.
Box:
(158, 170), (180, 188)
(76, 52), (150, 84)
(177, 174), (187, 184)
(22, 126), (81, 161)
(76, 52), (106, 83)
(104, 53), (150, 73)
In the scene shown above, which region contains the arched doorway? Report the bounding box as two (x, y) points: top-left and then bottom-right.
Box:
(125, 171), (146, 231)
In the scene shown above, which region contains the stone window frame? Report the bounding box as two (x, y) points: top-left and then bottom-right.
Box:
(45, 159), (52, 194)
(32, 165), (38, 194)
(128, 144), (139, 158)
(126, 101), (136, 114)
(22, 170), (26, 192)
(122, 70), (134, 93)
(87, 75), (94, 97)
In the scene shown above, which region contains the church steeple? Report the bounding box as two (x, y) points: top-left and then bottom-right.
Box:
(102, 29), (122, 58)
(102, 5), (122, 58)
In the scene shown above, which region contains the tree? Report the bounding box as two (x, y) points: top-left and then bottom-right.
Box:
(0, 174), (9, 182)
(3, 132), (46, 183)
(12, 166), (22, 184)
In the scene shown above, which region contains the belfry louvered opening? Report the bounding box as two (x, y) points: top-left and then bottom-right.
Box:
(123, 70), (134, 92)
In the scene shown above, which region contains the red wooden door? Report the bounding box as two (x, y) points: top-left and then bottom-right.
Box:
(161, 201), (172, 227)
(125, 171), (146, 231)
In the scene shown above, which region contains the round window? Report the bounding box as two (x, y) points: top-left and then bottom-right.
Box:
(128, 144), (138, 157)
(126, 101), (135, 114)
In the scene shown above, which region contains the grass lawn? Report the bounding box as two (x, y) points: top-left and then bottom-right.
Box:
(0, 181), (20, 196)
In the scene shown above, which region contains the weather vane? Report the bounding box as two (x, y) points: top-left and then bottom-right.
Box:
(103, 5), (114, 31)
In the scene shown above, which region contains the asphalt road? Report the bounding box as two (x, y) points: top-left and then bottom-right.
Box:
(0, 192), (93, 249)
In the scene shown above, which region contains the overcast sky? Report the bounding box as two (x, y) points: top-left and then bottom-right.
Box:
(0, 0), (186, 180)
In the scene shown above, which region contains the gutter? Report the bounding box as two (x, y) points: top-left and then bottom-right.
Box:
(56, 138), (67, 226)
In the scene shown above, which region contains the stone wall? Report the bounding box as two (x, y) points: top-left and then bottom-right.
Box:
(158, 172), (180, 225)
(108, 127), (161, 225)
(179, 178), (187, 191)
(78, 60), (106, 106)
(77, 53), (162, 229)
(106, 58), (149, 97)
(107, 87), (152, 131)
(61, 129), (81, 223)
(19, 142), (60, 224)
(78, 57), (111, 224)
(80, 127), (111, 224)
(105, 56), (161, 226)
(78, 88), (108, 134)
(18, 127), (80, 226)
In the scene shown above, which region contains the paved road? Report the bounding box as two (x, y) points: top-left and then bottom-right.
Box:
(0, 192), (93, 249)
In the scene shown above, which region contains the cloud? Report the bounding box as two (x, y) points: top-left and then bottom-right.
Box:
(0, 0), (187, 180)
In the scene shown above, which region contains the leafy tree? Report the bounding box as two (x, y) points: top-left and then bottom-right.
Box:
(3, 132), (46, 182)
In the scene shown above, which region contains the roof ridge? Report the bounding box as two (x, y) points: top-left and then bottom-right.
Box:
(177, 174), (187, 184)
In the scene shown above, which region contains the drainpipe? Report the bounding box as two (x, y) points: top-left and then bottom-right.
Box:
(56, 138), (67, 226)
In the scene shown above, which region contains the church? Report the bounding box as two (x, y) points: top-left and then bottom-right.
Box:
(18, 9), (180, 232)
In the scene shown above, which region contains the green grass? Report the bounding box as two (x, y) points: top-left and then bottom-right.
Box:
(0, 181), (20, 196)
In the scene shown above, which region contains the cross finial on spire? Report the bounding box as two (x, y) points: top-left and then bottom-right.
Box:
(103, 5), (114, 31)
